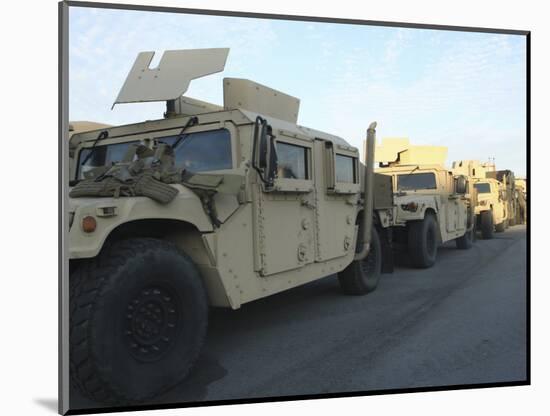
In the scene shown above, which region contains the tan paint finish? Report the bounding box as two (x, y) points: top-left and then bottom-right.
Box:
(472, 178), (507, 226)
(68, 107), (390, 309)
(114, 48), (229, 105)
(68, 121), (112, 138)
(374, 137), (447, 166)
(68, 185), (214, 259)
(223, 78), (300, 124)
(451, 160), (512, 227)
(376, 164), (470, 243)
(68, 49), (395, 309)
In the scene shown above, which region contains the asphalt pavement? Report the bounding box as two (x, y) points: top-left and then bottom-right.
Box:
(72, 224), (527, 410)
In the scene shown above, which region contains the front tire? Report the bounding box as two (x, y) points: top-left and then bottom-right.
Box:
(495, 220), (506, 233)
(70, 238), (208, 404)
(338, 227), (382, 295)
(456, 227), (474, 249)
(480, 210), (494, 239)
(408, 213), (438, 268)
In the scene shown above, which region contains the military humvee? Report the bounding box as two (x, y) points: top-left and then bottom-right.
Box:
(487, 169), (517, 226)
(67, 48), (396, 404)
(374, 139), (475, 269)
(514, 177), (527, 224)
(452, 160), (507, 239)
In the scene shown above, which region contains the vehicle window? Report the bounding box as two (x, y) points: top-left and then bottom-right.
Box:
(397, 172), (436, 191)
(77, 141), (138, 179)
(335, 154), (356, 183)
(474, 183), (491, 193)
(276, 142), (308, 179)
(158, 129), (232, 172)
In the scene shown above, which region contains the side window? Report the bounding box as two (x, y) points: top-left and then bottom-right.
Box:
(276, 142), (309, 180)
(335, 154), (356, 183)
(158, 129), (232, 172)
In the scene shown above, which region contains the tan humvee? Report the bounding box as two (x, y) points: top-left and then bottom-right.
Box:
(514, 177), (527, 224)
(515, 177), (527, 197)
(487, 169), (517, 226)
(452, 160), (508, 239)
(67, 48), (395, 404)
(374, 138), (475, 269)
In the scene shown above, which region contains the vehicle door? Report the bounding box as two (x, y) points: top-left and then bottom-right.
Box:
(254, 131), (316, 276)
(314, 141), (361, 262)
(445, 171), (460, 233)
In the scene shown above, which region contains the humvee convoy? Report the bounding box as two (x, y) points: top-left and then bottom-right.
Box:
(452, 160), (525, 238)
(66, 49), (526, 404)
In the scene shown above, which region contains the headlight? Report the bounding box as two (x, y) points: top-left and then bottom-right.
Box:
(82, 216), (97, 233)
(401, 202), (418, 212)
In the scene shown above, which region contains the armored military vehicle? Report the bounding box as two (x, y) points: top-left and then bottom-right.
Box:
(67, 48), (396, 404)
(487, 169), (517, 226)
(515, 177), (527, 198)
(515, 177), (527, 224)
(374, 139), (475, 269)
(452, 160), (508, 238)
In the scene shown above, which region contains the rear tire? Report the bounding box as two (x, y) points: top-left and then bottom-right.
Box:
(456, 228), (474, 249)
(515, 205), (523, 225)
(495, 220), (506, 233)
(408, 213), (438, 268)
(338, 228), (382, 295)
(480, 211), (494, 239)
(70, 238), (208, 404)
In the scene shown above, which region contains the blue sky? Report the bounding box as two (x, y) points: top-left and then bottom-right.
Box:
(69, 7), (527, 175)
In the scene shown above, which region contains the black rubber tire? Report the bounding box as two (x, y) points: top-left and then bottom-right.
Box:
(480, 210), (494, 239)
(456, 227), (474, 249)
(338, 228), (382, 295)
(408, 213), (438, 268)
(515, 206), (522, 225)
(70, 238), (208, 405)
(495, 220), (506, 233)
(509, 217), (516, 226)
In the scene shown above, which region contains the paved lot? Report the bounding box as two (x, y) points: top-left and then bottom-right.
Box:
(72, 225), (527, 410)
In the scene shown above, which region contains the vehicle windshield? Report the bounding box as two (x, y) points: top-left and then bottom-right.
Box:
(474, 182), (491, 194)
(397, 172), (436, 191)
(77, 128), (232, 179)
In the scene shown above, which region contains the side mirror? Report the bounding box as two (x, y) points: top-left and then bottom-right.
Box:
(266, 135), (278, 185)
(258, 122), (268, 168)
(455, 176), (467, 194)
(253, 116), (278, 186)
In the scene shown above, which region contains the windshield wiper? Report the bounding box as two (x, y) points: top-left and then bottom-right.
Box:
(171, 116), (199, 150)
(397, 166), (420, 192)
(404, 165), (420, 177)
(79, 130), (109, 167)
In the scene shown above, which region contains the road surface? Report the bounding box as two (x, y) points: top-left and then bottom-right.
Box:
(71, 225), (527, 410)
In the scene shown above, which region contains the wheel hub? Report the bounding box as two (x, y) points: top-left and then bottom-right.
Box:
(124, 286), (179, 362)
